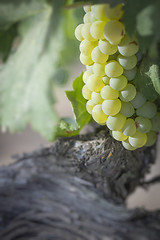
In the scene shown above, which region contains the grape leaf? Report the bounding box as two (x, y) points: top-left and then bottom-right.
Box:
(133, 57), (160, 101)
(0, 0), (48, 29)
(0, 26), (17, 61)
(55, 117), (80, 137)
(66, 72), (92, 129)
(0, 6), (67, 140)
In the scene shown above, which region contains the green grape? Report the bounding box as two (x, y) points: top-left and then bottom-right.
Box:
(98, 39), (118, 55)
(120, 101), (135, 117)
(119, 84), (136, 102)
(75, 24), (84, 41)
(91, 4), (109, 21)
(80, 53), (93, 65)
(102, 99), (121, 116)
(102, 76), (110, 84)
(82, 84), (92, 100)
(100, 85), (119, 99)
(135, 116), (152, 133)
(92, 104), (108, 124)
(90, 21), (106, 40)
(117, 54), (137, 70)
(109, 75), (127, 91)
(83, 70), (92, 83)
(91, 92), (103, 104)
(86, 65), (94, 73)
(104, 4), (123, 20)
(122, 118), (136, 136)
(80, 39), (97, 56)
(151, 112), (160, 132)
(122, 139), (137, 151)
(129, 131), (147, 148)
(136, 101), (157, 119)
(112, 130), (128, 141)
(86, 74), (105, 92)
(91, 46), (109, 64)
(145, 131), (157, 147)
(106, 113), (126, 131)
(105, 60), (123, 77)
(86, 100), (96, 114)
(81, 23), (96, 41)
(93, 63), (106, 76)
(123, 67), (137, 81)
(83, 5), (91, 12)
(130, 91), (146, 109)
(83, 12), (92, 23)
(118, 35), (139, 57)
(103, 20), (125, 45)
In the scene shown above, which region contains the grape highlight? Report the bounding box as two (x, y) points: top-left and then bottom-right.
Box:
(75, 3), (159, 151)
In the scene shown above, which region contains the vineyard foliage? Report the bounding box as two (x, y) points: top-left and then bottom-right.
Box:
(0, 0), (160, 140)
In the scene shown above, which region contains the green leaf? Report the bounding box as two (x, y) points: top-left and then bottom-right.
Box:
(66, 72), (92, 129)
(146, 64), (160, 96)
(133, 57), (160, 101)
(0, 5), (68, 141)
(0, 0), (48, 29)
(55, 117), (80, 137)
(0, 25), (17, 61)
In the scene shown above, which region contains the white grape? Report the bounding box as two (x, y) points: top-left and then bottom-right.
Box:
(101, 85), (119, 100)
(120, 101), (135, 117)
(129, 131), (147, 148)
(151, 112), (160, 132)
(90, 21), (106, 40)
(93, 63), (106, 76)
(75, 24), (84, 41)
(83, 70), (92, 84)
(118, 35), (139, 57)
(130, 91), (146, 109)
(145, 131), (157, 147)
(104, 4), (123, 20)
(98, 39), (118, 55)
(102, 76), (110, 85)
(91, 92), (103, 104)
(81, 23), (96, 41)
(117, 54), (137, 70)
(106, 113), (126, 131)
(136, 101), (157, 119)
(119, 84), (136, 102)
(86, 74), (105, 92)
(112, 130), (128, 141)
(122, 139), (137, 151)
(105, 60), (123, 77)
(80, 39), (97, 56)
(123, 67), (137, 81)
(91, 46), (109, 63)
(82, 84), (92, 100)
(122, 118), (136, 136)
(80, 53), (93, 65)
(102, 99), (121, 116)
(135, 116), (152, 133)
(86, 100), (96, 114)
(92, 104), (108, 124)
(109, 75), (127, 91)
(103, 20), (125, 45)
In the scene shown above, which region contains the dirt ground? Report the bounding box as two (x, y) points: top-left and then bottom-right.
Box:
(0, 62), (160, 210)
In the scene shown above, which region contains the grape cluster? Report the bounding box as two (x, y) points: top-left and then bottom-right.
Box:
(75, 3), (160, 150)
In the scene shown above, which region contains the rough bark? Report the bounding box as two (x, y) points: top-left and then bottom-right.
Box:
(0, 129), (159, 240)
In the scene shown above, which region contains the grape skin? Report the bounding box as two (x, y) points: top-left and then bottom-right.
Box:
(86, 74), (105, 92)
(122, 119), (136, 137)
(81, 23), (96, 41)
(109, 75), (127, 91)
(130, 91), (146, 109)
(136, 101), (157, 119)
(103, 20), (125, 45)
(91, 92), (103, 104)
(82, 84), (92, 100)
(90, 21), (106, 40)
(92, 104), (108, 124)
(80, 39), (97, 56)
(104, 4), (123, 20)
(118, 35), (139, 57)
(75, 24), (84, 41)
(105, 60), (123, 78)
(102, 99), (121, 116)
(83, 70), (92, 84)
(91, 46), (109, 64)
(119, 84), (136, 102)
(106, 113), (126, 131)
(117, 54), (137, 70)
(135, 116), (152, 133)
(122, 139), (137, 151)
(86, 100), (96, 114)
(93, 63), (106, 76)
(80, 53), (93, 65)
(102, 76), (110, 85)
(98, 39), (118, 55)
(123, 67), (137, 81)
(101, 85), (119, 100)
(112, 130), (128, 141)
(145, 131), (157, 147)
(129, 131), (147, 148)
(120, 102), (135, 117)
(151, 112), (160, 132)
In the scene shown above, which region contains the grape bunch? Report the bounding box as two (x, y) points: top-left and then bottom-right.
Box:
(75, 3), (160, 151)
